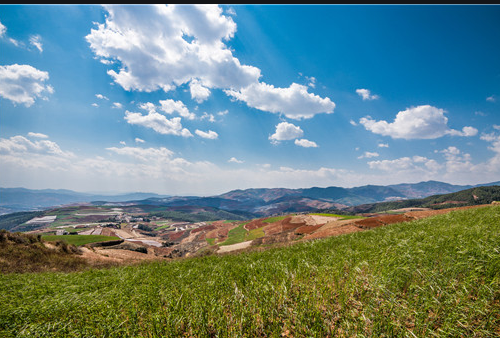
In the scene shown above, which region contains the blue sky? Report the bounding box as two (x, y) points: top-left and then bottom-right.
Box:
(1, 4), (500, 195)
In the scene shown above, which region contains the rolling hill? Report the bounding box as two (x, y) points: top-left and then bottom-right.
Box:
(1, 181), (499, 217)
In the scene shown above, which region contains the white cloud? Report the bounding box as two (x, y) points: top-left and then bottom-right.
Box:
(0, 20), (6, 38)
(96, 94), (109, 100)
(446, 126), (478, 137)
(189, 79), (211, 103)
(135, 138), (145, 143)
(86, 5), (259, 94)
(269, 122), (304, 143)
(29, 35), (43, 53)
(377, 143), (389, 148)
(356, 88), (379, 101)
(200, 112), (216, 122)
(359, 105), (477, 140)
(486, 95), (496, 102)
(358, 151), (379, 159)
(27, 132), (49, 139)
(294, 139), (318, 148)
(112, 102), (123, 109)
(228, 157), (243, 164)
(159, 99), (196, 120)
(195, 129), (218, 139)
(225, 82), (335, 120)
(0, 135), (74, 158)
(124, 110), (192, 137)
(106, 146), (175, 162)
(86, 5), (335, 120)
(0, 64), (54, 107)
(368, 155), (440, 173)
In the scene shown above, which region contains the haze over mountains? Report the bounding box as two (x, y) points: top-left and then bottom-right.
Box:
(2, 180), (499, 216)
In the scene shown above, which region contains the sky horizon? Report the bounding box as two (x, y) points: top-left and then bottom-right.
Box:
(1, 4), (500, 195)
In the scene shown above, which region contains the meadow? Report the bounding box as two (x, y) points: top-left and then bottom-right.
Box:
(1, 206), (499, 337)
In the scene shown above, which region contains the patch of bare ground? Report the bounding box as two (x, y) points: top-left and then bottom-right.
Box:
(244, 219), (265, 231)
(218, 240), (253, 253)
(79, 245), (166, 267)
(354, 214), (414, 229)
(302, 219), (363, 240)
(205, 222), (237, 242)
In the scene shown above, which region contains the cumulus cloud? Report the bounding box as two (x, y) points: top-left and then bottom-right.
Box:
(195, 129), (218, 139)
(0, 135), (74, 158)
(357, 151), (379, 159)
(226, 82), (335, 120)
(294, 139), (318, 148)
(359, 105), (477, 140)
(356, 88), (379, 101)
(189, 79), (211, 103)
(269, 122), (304, 143)
(159, 99), (196, 120)
(86, 5), (335, 120)
(368, 155), (441, 174)
(96, 93), (109, 100)
(0, 64), (54, 107)
(86, 5), (259, 94)
(124, 110), (192, 137)
(228, 157), (243, 164)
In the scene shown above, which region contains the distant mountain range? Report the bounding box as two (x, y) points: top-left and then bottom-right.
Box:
(2, 180), (499, 216)
(0, 188), (168, 215)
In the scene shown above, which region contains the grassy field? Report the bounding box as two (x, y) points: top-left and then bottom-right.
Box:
(219, 223), (247, 246)
(1, 206), (500, 337)
(41, 234), (120, 246)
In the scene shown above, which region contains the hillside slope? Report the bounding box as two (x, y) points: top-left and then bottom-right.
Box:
(1, 205), (499, 337)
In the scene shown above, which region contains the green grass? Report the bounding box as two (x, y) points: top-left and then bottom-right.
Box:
(1, 206), (500, 337)
(262, 215), (289, 223)
(41, 234), (120, 246)
(218, 224), (247, 246)
(245, 227), (265, 241)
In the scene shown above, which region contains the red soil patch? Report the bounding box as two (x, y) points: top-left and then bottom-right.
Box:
(295, 224), (324, 235)
(281, 216), (305, 232)
(354, 214), (413, 229)
(167, 230), (186, 241)
(191, 223), (216, 234)
(244, 219), (265, 231)
(303, 224), (363, 240)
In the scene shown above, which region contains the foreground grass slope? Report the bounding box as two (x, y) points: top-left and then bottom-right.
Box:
(1, 206), (500, 337)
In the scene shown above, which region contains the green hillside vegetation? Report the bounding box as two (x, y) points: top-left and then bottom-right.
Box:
(149, 208), (250, 223)
(0, 211), (44, 232)
(353, 185), (500, 213)
(42, 234), (121, 246)
(219, 223), (248, 246)
(1, 206), (499, 337)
